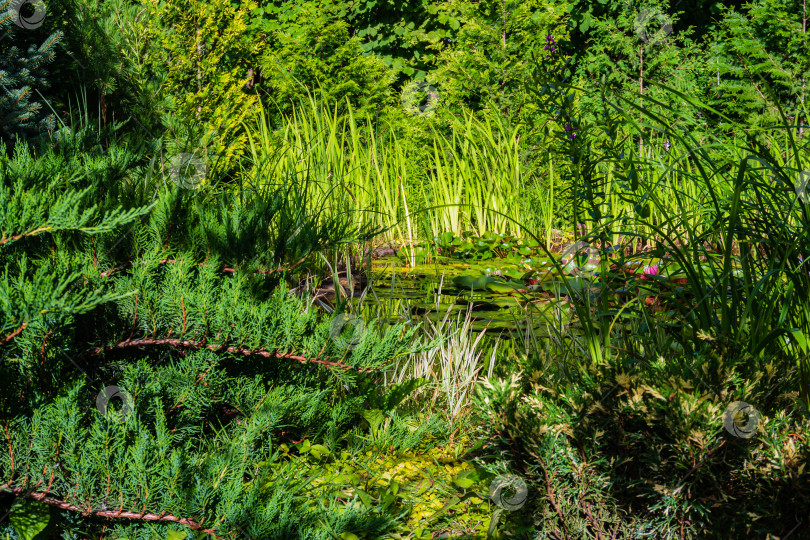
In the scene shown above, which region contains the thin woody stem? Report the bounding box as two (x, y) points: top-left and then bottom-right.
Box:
(87, 337), (379, 373)
(0, 484), (225, 539)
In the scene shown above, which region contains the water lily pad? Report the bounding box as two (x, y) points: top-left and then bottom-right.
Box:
(485, 280), (522, 294)
(452, 275), (497, 290)
(503, 268), (527, 280)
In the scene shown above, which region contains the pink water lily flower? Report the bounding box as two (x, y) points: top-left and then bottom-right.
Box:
(641, 264), (660, 280)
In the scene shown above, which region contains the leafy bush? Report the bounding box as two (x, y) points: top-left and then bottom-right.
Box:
(707, 0), (810, 138)
(474, 357), (810, 537)
(251, 0), (456, 82)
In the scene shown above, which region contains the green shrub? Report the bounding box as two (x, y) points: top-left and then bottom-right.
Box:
(257, 14), (396, 121)
(137, 0), (261, 181)
(707, 0), (810, 139)
(431, 0), (571, 124)
(0, 0), (64, 153)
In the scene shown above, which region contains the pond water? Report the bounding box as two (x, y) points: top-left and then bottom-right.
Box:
(317, 248), (670, 347)
(356, 255), (577, 339)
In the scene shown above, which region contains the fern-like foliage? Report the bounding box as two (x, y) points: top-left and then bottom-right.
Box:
(707, 1), (810, 136)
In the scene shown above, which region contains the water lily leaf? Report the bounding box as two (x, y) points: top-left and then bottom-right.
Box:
(486, 280), (521, 294)
(503, 268), (525, 280)
(468, 300), (503, 311)
(453, 275), (495, 290)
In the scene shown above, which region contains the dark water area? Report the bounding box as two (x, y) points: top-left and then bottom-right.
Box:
(356, 256), (575, 338)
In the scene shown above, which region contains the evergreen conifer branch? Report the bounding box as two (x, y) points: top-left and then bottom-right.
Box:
(97, 257), (307, 279)
(0, 366), (397, 538)
(0, 260), (140, 350)
(0, 93), (431, 537)
(76, 254), (426, 376)
(0, 0), (64, 148)
(0, 178), (154, 248)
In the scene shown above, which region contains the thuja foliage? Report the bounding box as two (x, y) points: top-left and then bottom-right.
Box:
(571, 1), (706, 137)
(255, 14), (396, 120)
(136, 0), (261, 181)
(41, 0), (172, 138)
(0, 129), (443, 538)
(430, 0), (570, 122)
(252, 0), (457, 81)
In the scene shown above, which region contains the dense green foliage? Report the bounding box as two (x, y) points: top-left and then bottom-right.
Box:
(0, 0), (64, 153)
(2, 0), (810, 537)
(0, 131), (450, 538)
